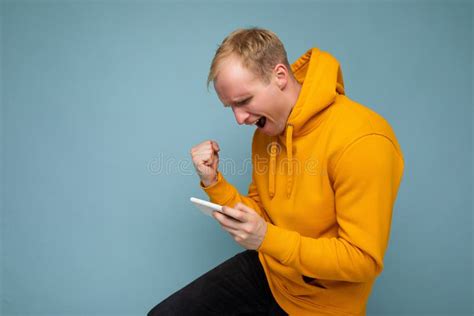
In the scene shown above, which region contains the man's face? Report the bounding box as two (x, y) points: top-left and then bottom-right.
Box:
(213, 55), (290, 137)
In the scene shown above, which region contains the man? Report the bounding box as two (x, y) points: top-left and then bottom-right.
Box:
(148, 28), (404, 315)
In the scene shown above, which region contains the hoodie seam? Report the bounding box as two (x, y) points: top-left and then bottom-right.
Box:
(332, 133), (401, 174)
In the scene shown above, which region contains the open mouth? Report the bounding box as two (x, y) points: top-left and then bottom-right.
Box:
(255, 116), (266, 128)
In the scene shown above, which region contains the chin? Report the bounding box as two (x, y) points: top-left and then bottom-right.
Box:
(260, 128), (279, 137)
(258, 121), (283, 137)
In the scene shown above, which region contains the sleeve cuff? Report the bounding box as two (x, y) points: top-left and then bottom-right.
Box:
(199, 172), (235, 205)
(257, 223), (300, 264)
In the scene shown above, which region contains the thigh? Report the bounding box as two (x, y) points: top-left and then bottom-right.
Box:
(147, 250), (287, 316)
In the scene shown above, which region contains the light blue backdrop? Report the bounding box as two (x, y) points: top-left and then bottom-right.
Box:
(1, 1), (472, 315)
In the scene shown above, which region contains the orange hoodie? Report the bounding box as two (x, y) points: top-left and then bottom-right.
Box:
(201, 48), (405, 315)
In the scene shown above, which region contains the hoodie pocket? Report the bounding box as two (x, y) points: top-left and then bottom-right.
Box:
(302, 275), (327, 289)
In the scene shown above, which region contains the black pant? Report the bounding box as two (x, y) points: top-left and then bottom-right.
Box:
(147, 250), (288, 315)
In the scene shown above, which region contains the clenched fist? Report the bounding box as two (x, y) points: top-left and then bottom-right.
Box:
(190, 140), (220, 187)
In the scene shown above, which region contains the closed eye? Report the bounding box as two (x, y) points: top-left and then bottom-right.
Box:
(236, 97), (251, 106)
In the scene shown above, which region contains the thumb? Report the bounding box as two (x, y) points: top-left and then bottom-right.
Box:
(211, 141), (220, 153)
(234, 202), (252, 213)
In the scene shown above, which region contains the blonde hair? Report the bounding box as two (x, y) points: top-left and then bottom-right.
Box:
(207, 27), (291, 88)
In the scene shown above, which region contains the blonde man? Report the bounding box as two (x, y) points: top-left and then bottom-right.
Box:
(148, 28), (404, 316)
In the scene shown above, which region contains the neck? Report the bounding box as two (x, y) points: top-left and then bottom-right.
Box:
(286, 77), (302, 116)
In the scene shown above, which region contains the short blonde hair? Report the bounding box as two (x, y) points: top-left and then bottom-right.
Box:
(207, 27), (291, 88)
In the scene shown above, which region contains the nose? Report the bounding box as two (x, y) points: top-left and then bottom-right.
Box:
(232, 107), (250, 125)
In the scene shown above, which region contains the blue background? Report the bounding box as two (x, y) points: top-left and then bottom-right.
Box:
(1, 1), (472, 315)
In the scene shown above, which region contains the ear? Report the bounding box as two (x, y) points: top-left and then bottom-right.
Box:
(273, 64), (289, 90)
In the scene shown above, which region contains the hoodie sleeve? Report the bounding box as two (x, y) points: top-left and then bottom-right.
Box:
(257, 134), (404, 282)
(200, 170), (266, 219)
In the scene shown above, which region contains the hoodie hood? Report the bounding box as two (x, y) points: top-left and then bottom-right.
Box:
(268, 47), (345, 199)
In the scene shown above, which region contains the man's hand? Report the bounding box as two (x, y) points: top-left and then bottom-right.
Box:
(190, 140), (220, 187)
(213, 202), (267, 250)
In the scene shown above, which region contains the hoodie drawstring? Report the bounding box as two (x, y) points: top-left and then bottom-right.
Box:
(268, 142), (277, 199)
(268, 124), (294, 199)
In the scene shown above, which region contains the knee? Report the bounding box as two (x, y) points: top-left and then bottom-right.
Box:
(146, 295), (191, 315)
(146, 305), (158, 316)
(147, 300), (171, 316)
(147, 304), (170, 316)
